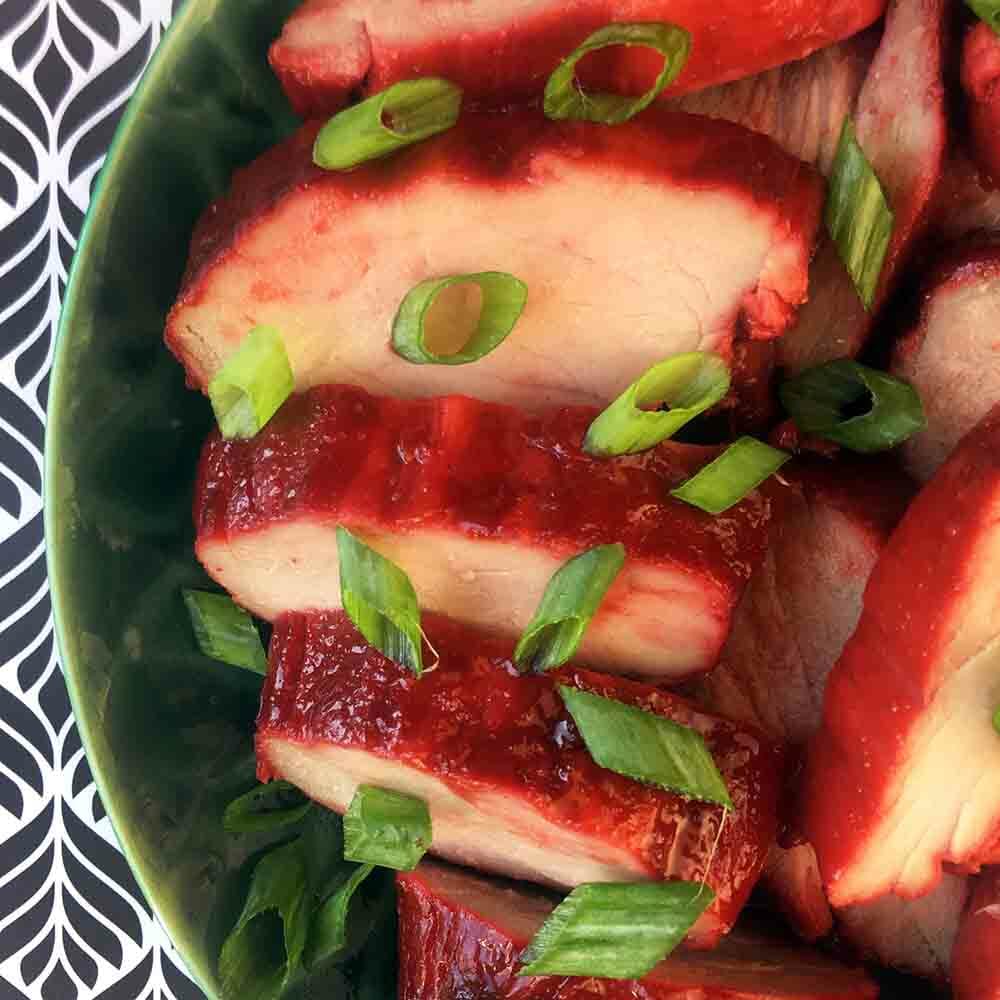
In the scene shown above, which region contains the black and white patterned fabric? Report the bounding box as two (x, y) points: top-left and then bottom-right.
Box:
(0, 2), (205, 996)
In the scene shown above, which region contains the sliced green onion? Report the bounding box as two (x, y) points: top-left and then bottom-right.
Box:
(343, 785), (431, 871)
(336, 526), (423, 676)
(826, 118), (894, 310)
(779, 360), (926, 453)
(218, 840), (309, 1000)
(183, 589), (268, 674)
(515, 544), (625, 673)
(583, 353), (730, 457)
(313, 78), (462, 171)
(671, 437), (789, 515)
(545, 23), (691, 125)
(993, 705), (1000, 735)
(207, 326), (294, 440)
(967, 0), (1000, 35)
(306, 863), (376, 967)
(224, 781), (312, 834)
(392, 272), (528, 365)
(519, 881), (713, 979)
(559, 685), (731, 808)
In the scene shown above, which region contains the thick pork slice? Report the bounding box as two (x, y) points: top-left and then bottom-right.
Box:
(196, 385), (779, 682)
(396, 861), (879, 1000)
(952, 869), (1000, 999)
(166, 110), (823, 411)
(929, 151), (1000, 243)
(778, 0), (946, 374)
(892, 243), (1000, 482)
(257, 611), (784, 947)
(268, 0), (886, 119)
(803, 404), (1000, 907)
(962, 21), (1000, 189)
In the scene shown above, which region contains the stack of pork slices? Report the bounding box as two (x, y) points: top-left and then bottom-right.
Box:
(163, 0), (1000, 996)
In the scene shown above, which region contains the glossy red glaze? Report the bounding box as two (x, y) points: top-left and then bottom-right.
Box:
(195, 385), (779, 651)
(167, 107), (823, 389)
(803, 404), (1000, 904)
(963, 22), (1000, 190)
(395, 861), (878, 1000)
(268, 0), (885, 118)
(257, 611), (784, 942)
(953, 868), (1000, 999)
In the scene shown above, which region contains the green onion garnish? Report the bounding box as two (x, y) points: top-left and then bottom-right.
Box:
(545, 23), (691, 125)
(968, 0), (1000, 34)
(224, 781), (313, 834)
(583, 353), (730, 457)
(313, 78), (462, 171)
(519, 881), (713, 979)
(993, 705), (1000, 735)
(779, 360), (926, 453)
(207, 326), (294, 440)
(391, 272), (528, 365)
(559, 685), (732, 808)
(183, 589), (268, 674)
(343, 785), (431, 871)
(670, 437), (789, 515)
(514, 544), (625, 673)
(306, 862), (376, 966)
(218, 840), (309, 1000)
(826, 118), (894, 310)
(337, 526), (423, 676)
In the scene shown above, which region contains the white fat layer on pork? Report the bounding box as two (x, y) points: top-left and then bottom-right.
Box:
(896, 274), (1000, 482)
(201, 521), (722, 680)
(175, 163), (796, 410)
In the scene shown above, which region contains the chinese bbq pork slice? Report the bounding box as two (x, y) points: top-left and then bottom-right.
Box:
(165, 109), (824, 411)
(195, 385), (780, 682)
(256, 611), (784, 947)
(396, 861), (879, 1000)
(952, 868), (1000, 1000)
(803, 404), (1000, 907)
(777, 0), (947, 374)
(962, 21), (1000, 190)
(268, 0), (886, 118)
(892, 242), (1000, 482)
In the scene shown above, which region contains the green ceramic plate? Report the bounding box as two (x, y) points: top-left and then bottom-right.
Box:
(43, 2), (935, 997)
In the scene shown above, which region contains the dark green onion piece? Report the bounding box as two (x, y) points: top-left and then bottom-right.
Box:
(183, 589), (268, 674)
(671, 437), (789, 515)
(826, 118), (894, 310)
(207, 326), (294, 440)
(519, 881), (713, 979)
(218, 840), (310, 1000)
(583, 352), (730, 457)
(343, 785), (431, 871)
(544, 22), (691, 125)
(994, 705), (1000, 736)
(306, 863), (376, 966)
(392, 272), (528, 365)
(515, 544), (625, 673)
(313, 78), (462, 170)
(779, 359), (926, 454)
(559, 685), (731, 808)
(337, 526), (423, 676)
(967, 0), (1000, 34)
(224, 781), (312, 834)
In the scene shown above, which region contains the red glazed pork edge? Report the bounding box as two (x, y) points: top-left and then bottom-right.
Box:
(962, 21), (1000, 190)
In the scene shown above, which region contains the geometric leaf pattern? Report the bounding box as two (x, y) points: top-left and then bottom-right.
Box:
(0, 2), (204, 996)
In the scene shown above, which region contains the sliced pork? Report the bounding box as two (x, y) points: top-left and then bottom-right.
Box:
(672, 32), (877, 174)
(929, 150), (1000, 243)
(892, 242), (1000, 482)
(778, 0), (947, 374)
(165, 109), (823, 411)
(257, 611), (784, 948)
(196, 385), (780, 682)
(803, 404), (1000, 907)
(962, 21), (1000, 189)
(396, 861), (879, 1000)
(952, 868), (1000, 999)
(837, 873), (968, 983)
(268, 0), (886, 118)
